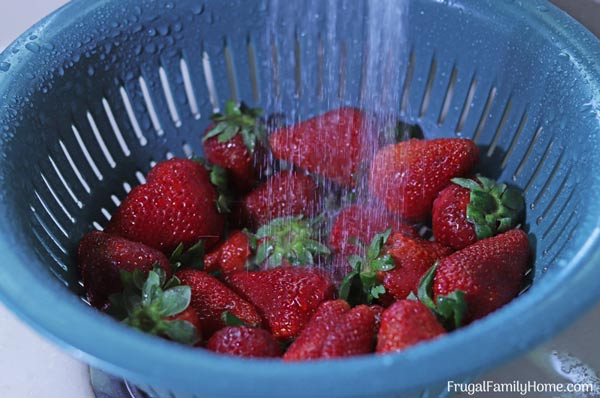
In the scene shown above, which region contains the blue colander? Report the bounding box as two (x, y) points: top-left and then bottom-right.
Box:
(1, 0), (600, 397)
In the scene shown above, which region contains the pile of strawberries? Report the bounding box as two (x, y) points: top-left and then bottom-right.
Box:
(77, 101), (530, 360)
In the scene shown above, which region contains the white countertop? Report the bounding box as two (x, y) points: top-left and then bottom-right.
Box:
(1, 1), (600, 398)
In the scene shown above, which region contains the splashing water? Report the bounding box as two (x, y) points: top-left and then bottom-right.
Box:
(260, 0), (410, 279)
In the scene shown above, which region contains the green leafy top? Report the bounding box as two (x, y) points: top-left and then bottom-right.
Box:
(452, 176), (525, 240)
(417, 263), (467, 331)
(108, 266), (201, 346)
(193, 158), (231, 214)
(221, 311), (247, 327)
(203, 100), (266, 154)
(170, 239), (205, 273)
(338, 228), (396, 306)
(249, 215), (331, 268)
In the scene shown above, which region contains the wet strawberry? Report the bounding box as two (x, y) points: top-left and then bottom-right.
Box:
(106, 158), (225, 253)
(176, 269), (263, 337)
(204, 230), (251, 274)
(226, 267), (336, 341)
(369, 138), (479, 222)
(77, 231), (171, 309)
(376, 300), (445, 353)
(432, 177), (525, 250)
(270, 107), (369, 187)
(207, 326), (281, 358)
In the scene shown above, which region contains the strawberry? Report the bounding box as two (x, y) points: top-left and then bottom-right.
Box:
(432, 177), (525, 250)
(250, 216), (331, 269)
(106, 158), (225, 253)
(108, 267), (202, 346)
(328, 205), (418, 256)
(381, 233), (453, 302)
(236, 170), (319, 228)
(226, 267), (336, 341)
(369, 138), (480, 221)
(204, 230), (251, 274)
(77, 231), (171, 309)
(269, 107), (368, 186)
(423, 229), (530, 323)
(202, 101), (267, 193)
(376, 300), (446, 353)
(176, 269), (263, 337)
(207, 326), (281, 358)
(284, 300), (375, 361)
(370, 304), (385, 335)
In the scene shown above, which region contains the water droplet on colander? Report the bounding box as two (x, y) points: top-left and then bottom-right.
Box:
(133, 5), (142, 15)
(536, 216), (543, 225)
(0, 62), (11, 72)
(25, 42), (41, 53)
(512, 175), (517, 182)
(173, 22), (183, 32)
(157, 24), (170, 36)
(191, 3), (205, 15)
(25, 72), (35, 80)
(144, 43), (158, 54)
(536, 5), (549, 12)
(132, 24), (143, 33)
(134, 44), (143, 55)
(57, 66), (65, 76)
(147, 28), (157, 37)
(529, 203), (535, 210)
(87, 66), (95, 77)
(29, 34), (38, 40)
(165, 1), (175, 9)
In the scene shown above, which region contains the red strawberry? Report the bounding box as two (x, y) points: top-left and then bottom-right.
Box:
(370, 305), (385, 335)
(207, 326), (281, 358)
(328, 205), (418, 256)
(376, 300), (446, 353)
(176, 269), (263, 337)
(166, 306), (203, 340)
(433, 229), (530, 322)
(236, 170), (319, 228)
(77, 231), (171, 309)
(204, 230), (251, 274)
(432, 177), (525, 250)
(369, 138), (480, 222)
(202, 101), (267, 193)
(284, 300), (375, 361)
(226, 267), (336, 341)
(106, 158), (225, 253)
(269, 107), (368, 186)
(381, 233), (453, 302)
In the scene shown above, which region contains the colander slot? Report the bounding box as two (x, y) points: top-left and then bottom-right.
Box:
(538, 165), (572, 220)
(93, 221), (104, 231)
(500, 111), (528, 169)
(135, 171), (147, 184)
(179, 58), (201, 120)
(486, 99), (513, 157)
(32, 228), (68, 272)
(523, 140), (554, 194)
(471, 87), (497, 143)
(202, 51), (220, 112)
(119, 86), (149, 146)
(182, 142), (194, 158)
(48, 155), (84, 208)
(224, 41), (239, 103)
(110, 194), (121, 207)
(419, 57), (438, 117)
(338, 41), (347, 100)
(34, 191), (69, 239)
(545, 221), (577, 262)
(40, 173), (75, 224)
(102, 98), (132, 157)
(400, 50), (416, 114)
(246, 38), (261, 103)
(158, 66), (183, 128)
(123, 182), (132, 193)
(59, 140), (92, 194)
(100, 208), (112, 221)
(139, 76), (165, 136)
(541, 186), (576, 240)
(456, 76), (478, 133)
(30, 207), (67, 254)
(531, 149), (565, 208)
(270, 40), (280, 101)
(70, 125), (104, 181)
(294, 32), (302, 98)
(317, 35), (325, 99)
(438, 66), (458, 126)
(86, 112), (117, 169)
(513, 126), (542, 179)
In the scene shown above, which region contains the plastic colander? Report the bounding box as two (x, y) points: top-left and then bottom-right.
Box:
(1, 0), (600, 397)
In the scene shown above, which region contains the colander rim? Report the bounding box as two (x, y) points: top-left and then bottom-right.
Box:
(1, 0), (600, 396)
